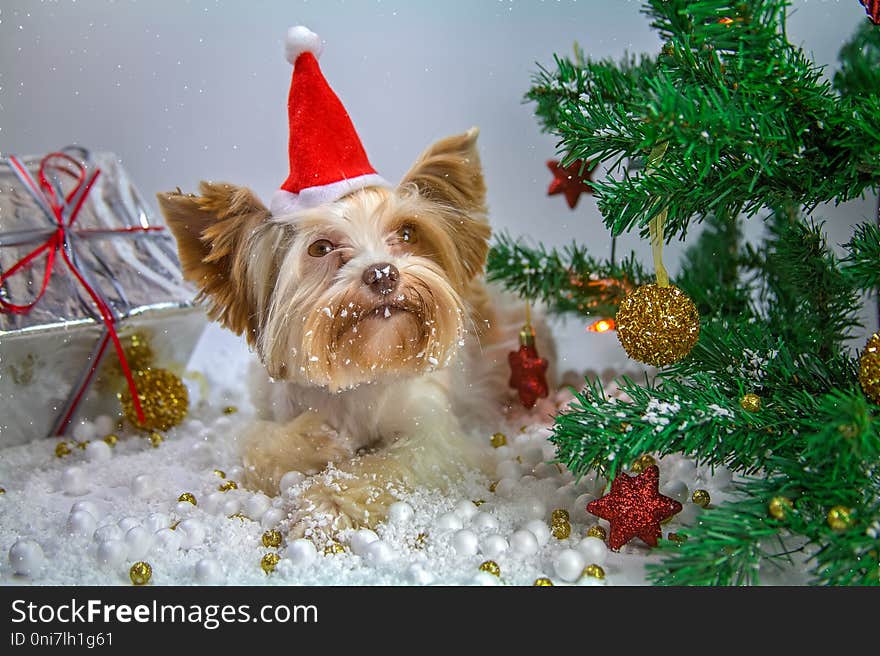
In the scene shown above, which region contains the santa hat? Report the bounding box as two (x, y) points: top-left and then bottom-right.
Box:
(270, 26), (389, 217)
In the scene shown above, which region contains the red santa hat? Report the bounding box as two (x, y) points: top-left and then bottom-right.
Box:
(270, 26), (390, 217)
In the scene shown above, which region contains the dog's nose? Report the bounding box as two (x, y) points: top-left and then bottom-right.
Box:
(362, 262), (399, 295)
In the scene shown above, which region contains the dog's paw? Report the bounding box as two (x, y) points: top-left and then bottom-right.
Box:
(287, 481), (357, 540)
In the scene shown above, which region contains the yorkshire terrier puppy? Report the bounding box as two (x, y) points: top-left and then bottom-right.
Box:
(157, 27), (554, 539)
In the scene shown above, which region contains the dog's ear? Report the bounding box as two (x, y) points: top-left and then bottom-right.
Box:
(157, 182), (269, 341)
(401, 127), (491, 280)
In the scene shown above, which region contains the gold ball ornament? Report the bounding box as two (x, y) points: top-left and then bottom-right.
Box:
(103, 433), (118, 447)
(582, 564), (605, 580)
(692, 489), (711, 508)
(261, 552), (281, 574)
(129, 561), (152, 585)
(630, 454), (657, 474)
(148, 432), (163, 448)
(123, 333), (155, 372)
(551, 508), (570, 523)
(213, 469), (226, 479)
(768, 496), (793, 520)
(586, 525), (607, 541)
(479, 560), (501, 577)
(119, 368), (189, 432)
(615, 283), (700, 366)
(490, 432), (507, 448)
(0, 487), (5, 495)
(55, 441), (71, 458)
(740, 393), (762, 412)
(262, 530), (283, 548)
(177, 492), (197, 506)
(223, 405), (239, 415)
(219, 480), (238, 492)
(858, 333), (880, 405)
(533, 577), (554, 586)
(324, 541), (345, 555)
(827, 506), (854, 531)
(551, 520), (572, 540)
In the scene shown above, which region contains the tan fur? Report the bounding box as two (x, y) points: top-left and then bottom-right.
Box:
(159, 129), (553, 541)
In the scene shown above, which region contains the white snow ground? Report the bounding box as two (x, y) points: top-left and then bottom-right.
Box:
(0, 324), (805, 586)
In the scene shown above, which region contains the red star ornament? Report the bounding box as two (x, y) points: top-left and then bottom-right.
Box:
(861, 0), (880, 25)
(546, 159), (594, 209)
(508, 343), (549, 409)
(586, 465), (682, 550)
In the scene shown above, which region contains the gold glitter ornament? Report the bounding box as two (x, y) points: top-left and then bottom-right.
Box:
(55, 441), (71, 458)
(119, 368), (189, 432)
(768, 496), (793, 520)
(586, 525), (607, 541)
(692, 489), (711, 508)
(489, 481), (499, 493)
(615, 284), (700, 366)
(479, 560), (501, 577)
(324, 542), (345, 555)
(473, 499), (485, 507)
(262, 530), (283, 548)
(178, 492), (197, 506)
(533, 577), (554, 586)
(490, 432), (507, 448)
(582, 564), (605, 580)
(630, 454), (657, 474)
(76, 440), (89, 450)
(148, 432), (163, 448)
(219, 480), (238, 492)
(261, 553), (281, 574)
(827, 506), (854, 531)
(223, 405), (239, 415)
(129, 561), (152, 585)
(551, 508), (570, 523)
(213, 469), (226, 479)
(103, 434), (118, 447)
(858, 333), (880, 404)
(740, 393), (762, 412)
(0, 487), (5, 495)
(551, 520), (572, 540)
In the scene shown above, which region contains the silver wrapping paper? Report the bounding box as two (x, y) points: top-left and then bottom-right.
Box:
(0, 148), (206, 445)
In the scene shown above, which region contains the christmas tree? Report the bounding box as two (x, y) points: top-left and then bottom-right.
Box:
(489, 1), (880, 585)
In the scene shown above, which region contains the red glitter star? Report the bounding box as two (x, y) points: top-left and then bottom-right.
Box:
(587, 465), (682, 550)
(508, 343), (549, 409)
(546, 159), (594, 209)
(861, 0), (880, 25)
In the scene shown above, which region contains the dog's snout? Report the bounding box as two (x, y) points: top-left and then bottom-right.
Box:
(362, 262), (400, 295)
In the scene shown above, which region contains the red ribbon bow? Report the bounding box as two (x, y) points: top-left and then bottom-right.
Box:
(1, 152), (161, 433)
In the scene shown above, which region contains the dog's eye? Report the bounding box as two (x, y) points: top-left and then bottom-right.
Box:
(307, 239), (335, 257)
(399, 224), (417, 244)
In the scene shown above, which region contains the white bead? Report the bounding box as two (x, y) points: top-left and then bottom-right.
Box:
(532, 462), (556, 479)
(144, 513), (170, 533)
(570, 493), (596, 523)
(117, 517), (140, 533)
(177, 519), (206, 549)
(454, 499), (479, 522)
(471, 571), (499, 586)
(212, 416), (232, 431)
(350, 528), (380, 556)
(153, 528), (182, 551)
(96, 539), (127, 568)
(575, 537), (608, 565)
(435, 512), (463, 531)
(227, 465), (244, 480)
(522, 446), (545, 466)
(124, 526), (153, 560)
(479, 534), (508, 558)
(471, 512), (499, 532)
(279, 471), (305, 496)
(61, 466), (88, 496)
(85, 440), (112, 463)
(493, 478), (518, 498)
(452, 529), (479, 555)
(578, 575), (607, 586)
(71, 500), (101, 520)
(175, 501), (195, 516)
(387, 501), (414, 525)
(493, 445), (511, 459)
(660, 480), (689, 503)
(72, 420), (97, 442)
(202, 491), (225, 515)
(93, 524), (123, 543)
(94, 415), (116, 436)
(521, 498), (547, 520)
(220, 497), (241, 516)
(405, 563), (434, 585)
(509, 529), (539, 555)
(677, 503), (702, 525)
(523, 519), (550, 546)
(9, 539), (44, 577)
(67, 510), (97, 536)
(261, 507), (286, 529)
(496, 460), (523, 480)
(243, 493), (272, 520)
(284, 539), (317, 566)
(674, 459), (697, 479)
(130, 473), (154, 498)
(364, 540), (394, 566)
(553, 548), (586, 582)
(710, 466), (732, 490)
(195, 558), (224, 584)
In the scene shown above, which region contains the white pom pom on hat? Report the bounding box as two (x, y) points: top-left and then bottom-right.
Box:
(285, 25), (323, 64)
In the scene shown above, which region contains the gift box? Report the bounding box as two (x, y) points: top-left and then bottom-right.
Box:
(0, 146), (206, 446)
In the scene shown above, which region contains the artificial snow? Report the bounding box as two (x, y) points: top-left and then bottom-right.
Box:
(0, 325), (797, 586)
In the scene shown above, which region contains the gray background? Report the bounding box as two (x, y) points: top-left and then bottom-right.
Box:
(1, 0), (876, 373)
